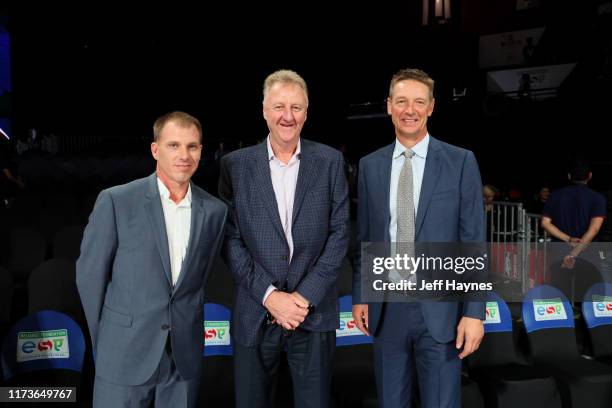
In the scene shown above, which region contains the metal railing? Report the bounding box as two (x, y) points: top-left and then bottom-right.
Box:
(487, 201), (548, 295)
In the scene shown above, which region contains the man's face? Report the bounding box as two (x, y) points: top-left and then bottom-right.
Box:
(539, 188), (550, 201)
(263, 82), (308, 146)
(151, 121), (201, 186)
(387, 79), (435, 141)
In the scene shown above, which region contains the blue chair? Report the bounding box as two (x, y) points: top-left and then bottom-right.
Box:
(198, 303), (234, 407)
(203, 302), (233, 357)
(581, 283), (612, 364)
(336, 295), (373, 348)
(522, 285), (612, 408)
(332, 295), (377, 407)
(1, 310), (86, 402)
(467, 292), (561, 408)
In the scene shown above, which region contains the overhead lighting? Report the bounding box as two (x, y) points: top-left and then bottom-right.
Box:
(424, 0), (451, 25)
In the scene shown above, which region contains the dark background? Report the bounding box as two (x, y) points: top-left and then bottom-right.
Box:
(1, 3), (612, 406)
(3, 0), (612, 194)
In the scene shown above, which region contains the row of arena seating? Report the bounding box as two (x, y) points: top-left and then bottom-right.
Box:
(2, 243), (612, 407)
(1, 192), (611, 406)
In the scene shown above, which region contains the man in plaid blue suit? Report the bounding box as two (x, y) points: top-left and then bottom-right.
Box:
(219, 69), (349, 408)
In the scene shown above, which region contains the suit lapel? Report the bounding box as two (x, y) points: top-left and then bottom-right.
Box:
(144, 174), (173, 288)
(416, 137), (441, 238)
(379, 144), (394, 242)
(292, 140), (321, 225)
(174, 184), (205, 292)
(252, 143), (285, 238)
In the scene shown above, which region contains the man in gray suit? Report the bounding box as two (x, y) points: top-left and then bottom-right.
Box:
(77, 111), (227, 407)
(219, 70), (349, 408)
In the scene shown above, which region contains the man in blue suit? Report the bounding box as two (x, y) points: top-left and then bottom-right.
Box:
(352, 69), (485, 408)
(219, 69), (349, 408)
(76, 111), (227, 407)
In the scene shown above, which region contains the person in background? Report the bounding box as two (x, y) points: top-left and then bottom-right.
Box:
(541, 159), (607, 270)
(527, 186), (550, 214)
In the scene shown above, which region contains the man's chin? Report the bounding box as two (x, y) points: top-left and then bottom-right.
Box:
(276, 132), (299, 144)
(400, 128), (425, 139)
(172, 174), (194, 184)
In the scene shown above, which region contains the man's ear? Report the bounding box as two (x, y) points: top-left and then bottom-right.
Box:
(151, 142), (159, 160)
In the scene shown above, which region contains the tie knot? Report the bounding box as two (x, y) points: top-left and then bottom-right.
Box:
(403, 149), (415, 159)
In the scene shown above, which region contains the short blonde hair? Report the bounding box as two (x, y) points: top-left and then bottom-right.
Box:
(263, 69), (309, 105)
(153, 111), (202, 142)
(483, 184), (498, 198)
(389, 68), (435, 99)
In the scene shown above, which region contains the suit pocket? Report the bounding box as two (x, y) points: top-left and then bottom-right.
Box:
(102, 306), (133, 327)
(431, 189), (456, 201)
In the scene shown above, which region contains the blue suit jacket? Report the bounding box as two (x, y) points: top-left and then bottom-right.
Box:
(76, 173), (227, 385)
(219, 139), (349, 347)
(353, 136), (486, 343)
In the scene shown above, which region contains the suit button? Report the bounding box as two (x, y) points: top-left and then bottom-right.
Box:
(161, 324), (170, 330)
(170, 298), (175, 304)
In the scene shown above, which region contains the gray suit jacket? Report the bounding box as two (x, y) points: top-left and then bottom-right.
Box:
(76, 173), (227, 385)
(219, 139), (349, 347)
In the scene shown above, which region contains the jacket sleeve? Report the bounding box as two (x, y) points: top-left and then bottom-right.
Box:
(352, 157), (369, 304)
(460, 150), (486, 320)
(75, 190), (118, 353)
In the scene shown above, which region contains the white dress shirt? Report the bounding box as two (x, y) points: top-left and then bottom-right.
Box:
(389, 134), (429, 242)
(262, 136), (301, 305)
(157, 178), (192, 287)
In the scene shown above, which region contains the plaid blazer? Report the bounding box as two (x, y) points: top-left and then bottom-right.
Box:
(219, 139), (349, 347)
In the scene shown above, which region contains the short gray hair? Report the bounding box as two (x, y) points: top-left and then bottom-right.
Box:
(263, 69), (309, 105)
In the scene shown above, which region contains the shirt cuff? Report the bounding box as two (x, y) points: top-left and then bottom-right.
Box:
(262, 285), (277, 306)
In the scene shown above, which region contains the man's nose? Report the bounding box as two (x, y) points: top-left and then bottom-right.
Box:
(281, 107), (295, 121)
(178, 146), (190, 159)
(404, 102), (415, 115)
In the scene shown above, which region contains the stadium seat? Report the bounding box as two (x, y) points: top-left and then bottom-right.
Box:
(581, 283), (612, 365)
(1, 310), (86, 403)
(27, 259), (82, 322)
(522, 284), (612, 408)
(467, 292), (561, 408)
